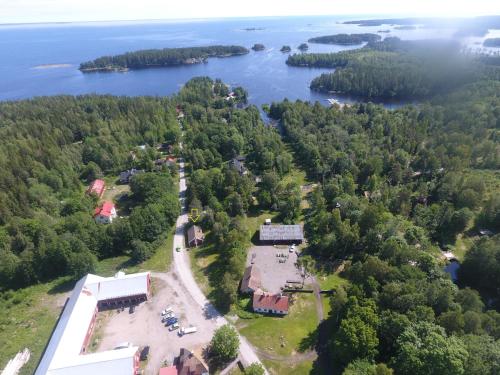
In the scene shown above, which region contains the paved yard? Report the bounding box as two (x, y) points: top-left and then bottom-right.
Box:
(95, 272), (218, 374)
(247, 245), (305, 294)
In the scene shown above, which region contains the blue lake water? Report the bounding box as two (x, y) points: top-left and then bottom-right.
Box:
(0, 16), (495, 107)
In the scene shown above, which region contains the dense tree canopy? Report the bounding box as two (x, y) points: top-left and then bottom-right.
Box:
(308, 33), (381, 45)
(287, 38), (500, 99)
(0, 94), (181, 289)
(80, 45), (249, 71)
(269, 78), (500, 373)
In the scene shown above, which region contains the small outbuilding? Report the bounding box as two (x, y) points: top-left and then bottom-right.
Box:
(119, 168), (144, 184)
(187, 225), (205, 247)
(253, 289), (289, 315)
(176, 348), (209, 375)
(86, 179), (105, 198)
(240, 266), (262, 294)
(259, 224), (304, 244)
(231, 156), (248, 176)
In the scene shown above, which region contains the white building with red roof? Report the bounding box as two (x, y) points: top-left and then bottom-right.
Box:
(94, 201), (117, 224)
(252, 289), (289, 315)
(86, 179), (105, 198)
(35, 272), (151, 375)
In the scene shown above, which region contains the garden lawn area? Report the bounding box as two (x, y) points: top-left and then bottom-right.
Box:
(317, 273), (349, 291)
(189, 240), (219, 298)
(237, 294), (318, 357)
(0, 278), (70, 375)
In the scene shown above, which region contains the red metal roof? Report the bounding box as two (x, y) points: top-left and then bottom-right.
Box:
(87, 179), (105, 197)
(94, 201), (115, 217)
(253, 290), (289, 312)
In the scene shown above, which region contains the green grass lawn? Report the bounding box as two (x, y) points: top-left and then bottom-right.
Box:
(317, 273), (349, 291)
(189, 240), (219, 298)
(237, 294), (318, 357)
(0, 278), (71, 375)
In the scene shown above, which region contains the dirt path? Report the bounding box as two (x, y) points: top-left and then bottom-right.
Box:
(310, 276), (324, 322)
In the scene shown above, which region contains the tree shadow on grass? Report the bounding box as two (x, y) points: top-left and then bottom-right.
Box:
(48, 278), (76, 295)
(298, 327), (318, 353)
(298, 319), (338, 374)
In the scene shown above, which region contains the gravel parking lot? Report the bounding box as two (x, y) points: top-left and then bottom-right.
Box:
(95, 272), (219, 374)
(247, 245), (306, 293)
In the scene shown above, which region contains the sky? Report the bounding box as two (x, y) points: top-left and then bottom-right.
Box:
(1, 0), (500, 24)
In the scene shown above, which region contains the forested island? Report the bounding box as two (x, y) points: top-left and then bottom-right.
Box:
(251, 43), (265, 51)
(287, 37), (500, 99)
(280, 45), (292, 53)
(79, 45), (249, 72)
(308, 33), (381, 45)
(298, 43), (309, 51)
(484, 38), (500, 47)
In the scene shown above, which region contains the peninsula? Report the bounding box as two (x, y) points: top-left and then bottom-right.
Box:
(484, 38), (500, 47)
(79, 45), (249, 72)
(308, 33), (381, 45)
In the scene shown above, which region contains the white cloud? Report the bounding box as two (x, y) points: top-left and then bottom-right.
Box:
(0, 0), (499, 24)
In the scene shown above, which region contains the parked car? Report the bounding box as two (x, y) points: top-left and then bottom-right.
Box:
(165, 318), (178, 326)
(161, 307), (173, 316)
(169, 323), (180, 331)
(161, 313), (175, 322)
(178, 326), (197, 336)
(140, 346), (150, 361)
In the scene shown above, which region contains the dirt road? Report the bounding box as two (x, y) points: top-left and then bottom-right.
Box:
(173, 158), (267, 373)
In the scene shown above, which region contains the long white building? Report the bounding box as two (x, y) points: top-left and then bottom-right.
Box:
(35, 272), (151, 375)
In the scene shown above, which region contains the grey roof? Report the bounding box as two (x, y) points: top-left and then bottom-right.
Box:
(240, 266), (262, 293)
(259, 224), (304, 242)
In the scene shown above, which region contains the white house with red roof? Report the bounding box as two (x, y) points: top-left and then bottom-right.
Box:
(86, 179), (105, 198)
(35, 271), (151, 375)
(94, 201), (117, 224)
(252, 289), (289, 315)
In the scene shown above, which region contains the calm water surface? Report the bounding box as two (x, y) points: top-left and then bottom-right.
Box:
(0, 16), (496, 107)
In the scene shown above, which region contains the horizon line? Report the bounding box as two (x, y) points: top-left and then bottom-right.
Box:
(1, 13), (497, 27)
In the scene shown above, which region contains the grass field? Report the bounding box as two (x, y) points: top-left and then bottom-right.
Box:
(263, 358), (315, 375)
(0, 278), (71, 375)
(237, 294), (318, 357)
(317, 273), (349, 291)
(189, 240), (219, 298)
